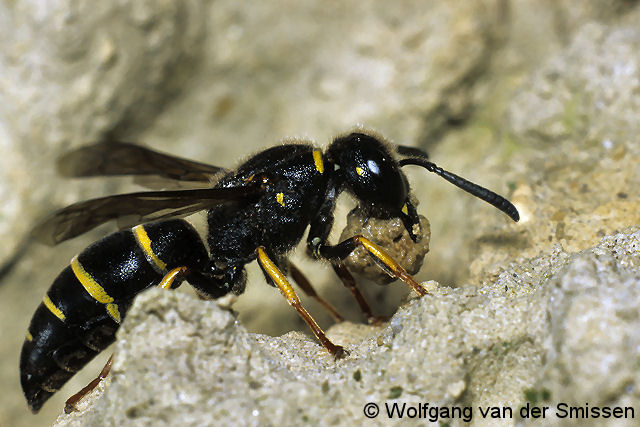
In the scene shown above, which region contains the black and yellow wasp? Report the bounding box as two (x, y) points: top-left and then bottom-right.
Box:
(20, 130), (519, 412)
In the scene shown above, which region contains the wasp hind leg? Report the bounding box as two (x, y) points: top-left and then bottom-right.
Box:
(256, 247), (346, 358)
(64, 355), (113, 413)
(329, 261), (390, 325)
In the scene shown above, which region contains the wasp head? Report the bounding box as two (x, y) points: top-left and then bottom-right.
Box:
(327, 131), (422, 242)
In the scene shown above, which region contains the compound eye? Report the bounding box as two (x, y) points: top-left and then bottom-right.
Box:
(355, 159), (381, 178)
(366, 160), (380, 175)
(351, 148), (407, 212)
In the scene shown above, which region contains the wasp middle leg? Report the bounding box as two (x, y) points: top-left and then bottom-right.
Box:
(256, 247), (346, 358)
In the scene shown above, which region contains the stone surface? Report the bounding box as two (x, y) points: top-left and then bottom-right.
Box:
(542, 231), (640, 418)
(3, 1), (640, 426)
(53, 228), (640, 426)
(507, 23), (640, 148)
(469, 22), (640, 279)
(0, 0), (206, 262)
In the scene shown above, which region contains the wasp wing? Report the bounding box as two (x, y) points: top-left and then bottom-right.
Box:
(32, 186), (262, 246)
(57, 141), (224, 182)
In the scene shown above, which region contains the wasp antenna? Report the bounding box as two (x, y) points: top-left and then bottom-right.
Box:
(399, 157), (520, 222)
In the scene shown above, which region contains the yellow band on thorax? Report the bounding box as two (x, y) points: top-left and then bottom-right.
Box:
(313, 150), (324, 174)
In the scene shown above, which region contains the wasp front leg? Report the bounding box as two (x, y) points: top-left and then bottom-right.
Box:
(307, 197), (428, 310)
(313, 234), (427, 297)
(306, 192), (401, 323)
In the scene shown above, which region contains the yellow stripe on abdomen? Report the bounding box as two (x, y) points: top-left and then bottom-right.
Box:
(70, 256), (122, 323)
(133, 225), (167, 272)
(43, 295), (66, 322)
(71, 256), (114, 304)
(106, 303), (121, 324)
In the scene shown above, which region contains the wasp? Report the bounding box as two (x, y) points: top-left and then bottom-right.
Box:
(20, 130), (519, 413)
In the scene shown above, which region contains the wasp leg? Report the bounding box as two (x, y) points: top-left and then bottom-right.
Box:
(331, 262), (389, 325)
(157, 266), (189, 290)
(317, 235), (428, 297)
(306, 185), (405, 318)
(288, 262), (344, 323)
(64, 355), (113, 413)
(256, 247), (346, 358)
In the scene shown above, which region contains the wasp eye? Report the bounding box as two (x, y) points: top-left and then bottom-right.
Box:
(367, 160), (380, 175)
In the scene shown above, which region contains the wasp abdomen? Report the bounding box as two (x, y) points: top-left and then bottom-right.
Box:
(20, 219), (210, 412)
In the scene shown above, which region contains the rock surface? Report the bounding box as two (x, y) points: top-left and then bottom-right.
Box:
(469, 22), (640, 277)
(0, 0), (206, 261)
(54, 228), (640, 426)
(2, 1), (640, 426)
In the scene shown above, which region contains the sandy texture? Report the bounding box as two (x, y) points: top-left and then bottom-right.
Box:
(2, 2), (640, 426)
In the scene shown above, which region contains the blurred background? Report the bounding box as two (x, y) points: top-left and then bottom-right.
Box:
(1, 1), (638, 425)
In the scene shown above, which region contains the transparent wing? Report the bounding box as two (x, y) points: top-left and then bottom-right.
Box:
(32, 186), (262, 246)
(57, 141), (224, 182)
